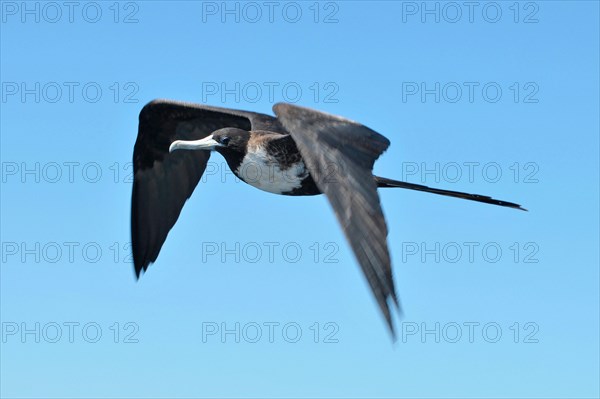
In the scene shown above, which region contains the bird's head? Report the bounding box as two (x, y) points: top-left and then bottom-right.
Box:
(169, 128), (250, 155)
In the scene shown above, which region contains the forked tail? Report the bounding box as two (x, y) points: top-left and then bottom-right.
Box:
(375, 176), (526, 211)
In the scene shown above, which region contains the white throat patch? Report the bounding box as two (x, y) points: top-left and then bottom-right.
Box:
(236, 147), (308, 195)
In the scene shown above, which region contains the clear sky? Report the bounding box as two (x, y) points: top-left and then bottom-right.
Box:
(1, 1), (598, 398)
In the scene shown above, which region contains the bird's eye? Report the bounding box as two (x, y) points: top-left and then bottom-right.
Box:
(221, 136), (230, 145)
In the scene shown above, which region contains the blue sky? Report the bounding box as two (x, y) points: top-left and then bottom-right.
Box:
(1, 1), (598, 398)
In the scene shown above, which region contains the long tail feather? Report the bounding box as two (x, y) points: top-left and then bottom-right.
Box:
(375, 176), (526, 211)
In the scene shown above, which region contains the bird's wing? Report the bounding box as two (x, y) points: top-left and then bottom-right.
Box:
(272, 103), (400, 336)
(132, 99), (278, 277)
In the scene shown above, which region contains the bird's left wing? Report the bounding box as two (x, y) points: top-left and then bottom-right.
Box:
(132, 99), (277, 277)
(273, 103), (400, 336)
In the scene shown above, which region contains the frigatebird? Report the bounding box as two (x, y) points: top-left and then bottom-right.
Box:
(131, 99), (525, 336)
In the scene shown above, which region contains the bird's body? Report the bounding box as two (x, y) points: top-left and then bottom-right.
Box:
(230, 131), (318, 196)
(131, 99), (525, 337)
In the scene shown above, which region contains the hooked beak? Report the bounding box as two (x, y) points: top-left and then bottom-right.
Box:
(169, 135), (222, 153)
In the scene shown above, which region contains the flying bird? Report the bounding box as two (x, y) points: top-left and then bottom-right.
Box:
(131, 99), (525, 336)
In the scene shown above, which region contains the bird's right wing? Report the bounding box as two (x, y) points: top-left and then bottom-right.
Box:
(132, 99), (277, 277)
(273, 103), (400, 336)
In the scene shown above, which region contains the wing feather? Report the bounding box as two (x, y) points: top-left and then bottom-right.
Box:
(132, 99), (276, 276)
(273, 103), (400, 336)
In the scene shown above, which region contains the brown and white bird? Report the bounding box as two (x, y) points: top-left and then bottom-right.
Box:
(131, 99), (525, 336)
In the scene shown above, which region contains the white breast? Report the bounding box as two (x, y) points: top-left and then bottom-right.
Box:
(236, 147), (308, 195)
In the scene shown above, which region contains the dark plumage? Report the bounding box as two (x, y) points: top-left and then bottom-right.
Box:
(131, 99), (525, 337)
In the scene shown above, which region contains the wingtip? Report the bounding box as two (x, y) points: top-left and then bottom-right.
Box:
(389, 326), (397, 342)
(386, 321), (400, 343)
(133, 258), (147, 280)
(379, 293), (402, 342)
